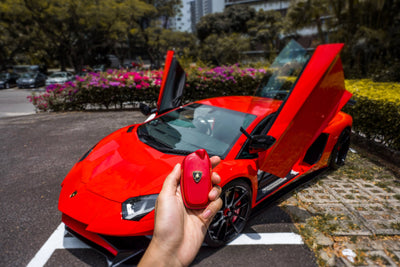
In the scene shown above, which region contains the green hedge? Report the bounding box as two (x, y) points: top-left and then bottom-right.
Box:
(344, 80), (400, 150)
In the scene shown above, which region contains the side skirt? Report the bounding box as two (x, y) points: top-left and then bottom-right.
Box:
(256, 170), (299, 202)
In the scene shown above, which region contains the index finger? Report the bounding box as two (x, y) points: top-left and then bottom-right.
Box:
(160, 163), (181, 196)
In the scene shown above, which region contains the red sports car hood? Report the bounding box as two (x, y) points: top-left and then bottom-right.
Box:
(61, 125), (182, 203)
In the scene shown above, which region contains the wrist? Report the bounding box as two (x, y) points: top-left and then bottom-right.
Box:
(139, 237), (184, 267)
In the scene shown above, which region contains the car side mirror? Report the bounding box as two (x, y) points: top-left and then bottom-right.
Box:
(240, 127), (276, 153)
(139, 103), (157, 116)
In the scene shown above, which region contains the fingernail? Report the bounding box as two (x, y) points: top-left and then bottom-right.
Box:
(209, 189), (217, 199)
(203, 209), (212, 219)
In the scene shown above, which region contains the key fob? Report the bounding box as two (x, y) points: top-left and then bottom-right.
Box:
(180, 149), (212, 209)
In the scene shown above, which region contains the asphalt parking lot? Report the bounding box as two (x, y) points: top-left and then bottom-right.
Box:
(0, 110), (317, 267)
(0, 88), (38, 118)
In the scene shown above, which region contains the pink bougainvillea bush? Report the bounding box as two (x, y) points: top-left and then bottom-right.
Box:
(28, 66), (268, 112)
(185, 65), (268, 100)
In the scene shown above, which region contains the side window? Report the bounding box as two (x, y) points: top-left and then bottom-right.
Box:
(237, 113), (276, 159)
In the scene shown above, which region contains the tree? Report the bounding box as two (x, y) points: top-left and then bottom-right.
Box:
(196, 13), (229, 41)
(286, 0), (330, 44)
(198, 34), (250, 65)
(327, 0), (400, 79)
(145, 28), (196, 67)
(247, 10), (283, 56)
(285, 0), (400, 80)
(0, 0), (44, 68)
(196, 6), (255, 41)
(121, 0), (183, 66)
(196, 6), (283, 65)
(0, 0), (181, 72)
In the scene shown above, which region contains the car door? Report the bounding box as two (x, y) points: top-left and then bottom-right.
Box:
(258, 43), (352, 178)
(156, 50), (186, 116)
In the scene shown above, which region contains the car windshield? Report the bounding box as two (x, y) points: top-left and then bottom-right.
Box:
(138, 103), (256, 158)
(50, 72), (66, 78)
(255, 40), (311, 100)
(20, 72), (36, 78)
(0, 73), (9, 79)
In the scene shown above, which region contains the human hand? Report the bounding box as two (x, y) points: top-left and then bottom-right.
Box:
(139, 156), (223, 267)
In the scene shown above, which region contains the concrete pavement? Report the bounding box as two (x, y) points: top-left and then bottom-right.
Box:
(280, 151), (400, 266)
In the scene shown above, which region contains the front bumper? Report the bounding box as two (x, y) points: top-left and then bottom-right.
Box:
(63, 214), (151, 266)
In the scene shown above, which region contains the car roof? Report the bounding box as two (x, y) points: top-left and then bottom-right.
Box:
(197, 95), (282, 118)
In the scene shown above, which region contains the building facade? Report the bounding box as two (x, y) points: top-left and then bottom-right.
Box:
(170, 0), (225, 33)
(225, 0), (290, 13)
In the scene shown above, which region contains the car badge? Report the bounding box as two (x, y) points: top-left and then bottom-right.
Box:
(69, 191), (77, 198)
(192, 171), (202, 183)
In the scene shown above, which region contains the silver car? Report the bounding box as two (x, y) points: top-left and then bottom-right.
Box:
(45, 71), (75, 86)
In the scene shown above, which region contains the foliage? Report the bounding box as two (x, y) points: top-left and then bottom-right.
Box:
(28, 69), (163, 111)
(247, 10), (283, 54)
(28, 65), (268, 111)
(196, 6), (255, 41)
(144, 28), (197, 67)
(198, 34), (251, 65)
(344, 79), (400, 150)
(0, 0), (183, 71)
(285, 0), (329, 43)
(184, 64), (267, 101)
(284, 0), (400, 81)
(196, 6), (283, 65)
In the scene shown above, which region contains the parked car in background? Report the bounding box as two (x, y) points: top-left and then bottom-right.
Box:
(16, 72), (46, 88)
(13, 64), (47, 75)
(93, 64), (105, 72)
(45, 71), (75, 86)
(0, 72), (20, 89)
(76, 71), (89, 77)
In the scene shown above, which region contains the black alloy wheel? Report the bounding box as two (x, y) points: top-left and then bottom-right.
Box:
(205, 180), (252, 247)
(329, 128), (351, 170)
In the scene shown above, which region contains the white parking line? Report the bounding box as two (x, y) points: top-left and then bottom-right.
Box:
(227, 232), (303, 245)
(26, 223), (89, 267)
(27, 223), (304, 267)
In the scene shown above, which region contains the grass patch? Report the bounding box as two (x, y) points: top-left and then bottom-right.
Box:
(390, 222), (400, 230)
(369, 254), (390, 265)
(375, 181), (394, 192)
(354, 250), (368, 266)
(386, 249), (400, 265)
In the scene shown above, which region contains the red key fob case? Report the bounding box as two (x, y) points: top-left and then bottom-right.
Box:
(180, 149), (212, 209)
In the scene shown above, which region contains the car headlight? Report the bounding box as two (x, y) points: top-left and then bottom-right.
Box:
(122, 194), (158, 221)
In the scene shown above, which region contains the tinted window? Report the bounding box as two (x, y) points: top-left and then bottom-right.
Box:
(138, 104), (256, 158)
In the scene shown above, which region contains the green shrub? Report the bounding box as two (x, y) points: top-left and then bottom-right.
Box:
(345, 79), (400, 150)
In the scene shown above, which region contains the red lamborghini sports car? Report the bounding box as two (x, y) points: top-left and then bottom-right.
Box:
(58, 40), (353, 265)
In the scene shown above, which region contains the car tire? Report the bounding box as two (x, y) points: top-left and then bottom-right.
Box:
(5, 83), (10, 89)
(329, 128), (351, 170)
(205, 179), (252, 247)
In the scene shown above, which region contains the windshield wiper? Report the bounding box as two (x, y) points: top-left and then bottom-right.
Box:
(138, 127), (174, 149)
(138, 126), (197, 156)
